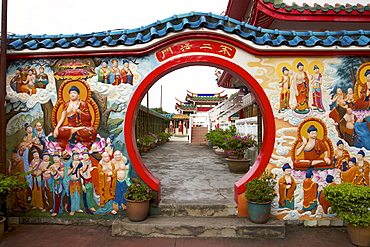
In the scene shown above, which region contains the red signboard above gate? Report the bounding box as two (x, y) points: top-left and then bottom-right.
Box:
(156, 40), (236, 62)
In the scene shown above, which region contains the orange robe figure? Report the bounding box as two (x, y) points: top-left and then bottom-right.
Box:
(353, 161), (370, 186)
(341, 165), (360, 183)
(89, 152), (101, 195)
(302, 177), (318, 211)
(295, 72), (309, 112)
(278, 175), (296, 209)
(319, 183), (336, 214)
(333, 149), (350, 170)
(8, 157), (30, 212)
(30, 159), (44, 209)
(98, 162), (116, 207)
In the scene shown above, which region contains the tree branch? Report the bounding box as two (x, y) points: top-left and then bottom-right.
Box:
(6, 102), (29, 123)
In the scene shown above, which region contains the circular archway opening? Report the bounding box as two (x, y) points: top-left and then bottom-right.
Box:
(139, 66), (242, 205)
(124, 55), (275, 203)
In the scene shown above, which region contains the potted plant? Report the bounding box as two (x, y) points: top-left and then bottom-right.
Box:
(323, 183), (370, 247)
(137, 135), (155, 152)
(136, 138), (145, 153)
(148, 133), (158, 148)
(205, 128), (227, 151)
(158, 132), (171, 143)
(224, 134), (257, 173)
(124, 179), (154, 222)
(205, 126), (237, 152)
(0, 172), (29, 240)
(245, 171), (277, 224)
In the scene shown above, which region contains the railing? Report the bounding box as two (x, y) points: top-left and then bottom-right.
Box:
(219, 122), (233, 130)
(135, 105), (169, 138)
(236, 116), (260, 163)
(208, 92), (255, 129)
(235, 116), (258, 136)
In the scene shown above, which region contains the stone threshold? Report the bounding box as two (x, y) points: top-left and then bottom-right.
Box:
(112, 216), (285, 238)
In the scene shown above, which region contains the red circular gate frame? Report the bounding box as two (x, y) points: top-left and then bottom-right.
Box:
(124, 55), (275, 203)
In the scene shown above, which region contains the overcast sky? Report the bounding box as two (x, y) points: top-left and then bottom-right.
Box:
(1, 0), (367, 113)
(2, 0), (365, 35)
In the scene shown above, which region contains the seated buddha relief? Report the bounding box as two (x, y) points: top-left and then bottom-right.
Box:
(51, 80), (100, 150)
(292, 118), (334, 171)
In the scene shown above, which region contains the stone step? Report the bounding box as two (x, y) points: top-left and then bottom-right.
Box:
(191, 136), (207, 139)
(189, 140), (207, 143)
(191, 131), (208, 134)
(159, 203), (238, 217)
(191, 133), (207, 137)
(111, 216), (285, 238)
(191, 130), (207, 134)
(189, 142), (208, 146)
(190, 133), (207, 137)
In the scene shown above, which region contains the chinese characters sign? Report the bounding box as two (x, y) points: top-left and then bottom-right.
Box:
(156, 40), (236, 62)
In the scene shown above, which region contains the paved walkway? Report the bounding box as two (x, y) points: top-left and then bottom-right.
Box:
(141, 137), (243, 205)
(1, 224), (352, 246)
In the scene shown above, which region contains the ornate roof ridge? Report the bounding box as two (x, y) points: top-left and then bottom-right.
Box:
(176, 104), (196, 109)
(3, 12), (370, 50)
(186, 89), (226, 96)
(186, 95), (226, 102)
(265, 0), (370, 13)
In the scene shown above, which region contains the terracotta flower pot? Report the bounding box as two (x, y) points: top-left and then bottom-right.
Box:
(347, 223), (370, 247)
(0, 216), (5, 241)
(226, 158), (251, 173)
(126, 199), (150, 222)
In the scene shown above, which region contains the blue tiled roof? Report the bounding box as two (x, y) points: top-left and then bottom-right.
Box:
(162, 114), (175, 118)
(4, 12), (370, 50)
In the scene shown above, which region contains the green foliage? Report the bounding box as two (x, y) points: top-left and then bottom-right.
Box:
(205, 126), (237, 149)
(245, 171), (277, 203)
(137, 134), (155, 147)
(335, 56), (361, 88)
(0, 172), (29, 196)
(323, 183), (370, 227)
(0, 172), (30, 216)
(124, 180), (153, 201)
(150, 107), (170, 114)
(224, 134), (257, 159)
(206, 126), (257, 159)
(157, 132), (172, 141)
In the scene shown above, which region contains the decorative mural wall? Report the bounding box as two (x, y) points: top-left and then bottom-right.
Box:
(261, 57), (370, 221)
(5, 56), (157, 218)
(4, 33), (370, 223)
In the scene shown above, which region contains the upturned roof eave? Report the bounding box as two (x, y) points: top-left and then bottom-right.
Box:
(3, 11), (370, 57)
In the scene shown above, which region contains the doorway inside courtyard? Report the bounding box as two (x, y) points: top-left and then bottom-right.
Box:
(124, 57), (275, 210)
(138, 66), (245, 207)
